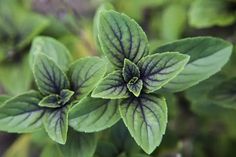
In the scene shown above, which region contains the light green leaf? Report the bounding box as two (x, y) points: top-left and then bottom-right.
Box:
(122, 59), (140, 82)
(59, 129), (97, 157)
(154, 37), (233, 92)
(98, 10), (149, 68)
(92, 70), (129, 99)
(68, 57), (107, 100)
(30, 36), (72, 71)
(33, 53), (70, 95)
(40, 143), (63, 157)
(43, 106), (69, 144)
(0, 91), (44, 133)
(119, 93), (167, 154)
(209, 77), (236, 109)
(39, 94), (61, 108)
(69, 96), (120, 132)
(189, 0), (236, 28)
(138, 52), (189, 93)
(127, 78), (143, 97)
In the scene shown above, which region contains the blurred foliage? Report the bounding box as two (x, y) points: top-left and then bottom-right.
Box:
(0, 0), (236, 156)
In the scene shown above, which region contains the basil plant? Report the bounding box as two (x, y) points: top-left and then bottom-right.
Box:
(0, 9), (233, 156)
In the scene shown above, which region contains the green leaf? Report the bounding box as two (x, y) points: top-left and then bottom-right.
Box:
(43, 106), (69, 144)
(127, 78), (143, 97)
(40, 143), (63, 157)
(60, 89), (74, 105)
(92, 70), (129, 99)
(98, 10), (149, 68)
(68, 57), (107, 100)
(189, 0), (236, 28)
(30, 36), (72, 71)
(122, 59), (140, 82)
(0, 95), (10, 105)
(59, 129), (97, 157)
(69, 96), (120, 132)
(154, 37), (233, 92)
(138, 52), (189, 93)
(209, 77), (236, 109)
(0, 91), (44, 133)
(39, 94), (61, 108)
(33, 53), (70, 95)
(119, 93), (167, 154)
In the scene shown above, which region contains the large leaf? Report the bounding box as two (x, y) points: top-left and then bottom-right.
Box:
(68, 57), (107, 100)
(189, 0), (236, 28)
(0, 95), (10, 105)
(138, 52), (189, 93)
(43, 106), (69, 144)
(59, 129), (97, 157)
(29, 36), (72, 71)
(69, 97), (120, 132)
(122, 59), (140, 82)
(92, 70), (129, 99)
(98, 10), (149, 68)
(154, 37), (233, 92)
(209, 77), (236, 109)
(33, 54), (69, 95)
(0, 91), (44, 133)
(119, 93), (167, 154)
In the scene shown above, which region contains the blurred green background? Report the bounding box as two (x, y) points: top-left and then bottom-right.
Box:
(1, 0), (236, 156)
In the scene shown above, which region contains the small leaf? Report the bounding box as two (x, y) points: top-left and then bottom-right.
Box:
(154, 37), (233, 92)
(138, 52), (189, 93)
(123, 59), (140, 82)
(127, 78), (143, 97)
(92, 70), (129, 99)
(33, 54), (70, 95)
(98, 10), (149, 68)
(69, 97), (120, 132)
(60, 89), (74, 105)
(119, 93), (167, 154)
(209, 77), (236, 109)
(39, 94), (61, 108)
(59, 129), (97, 157)
(68, 57), (107, 100)
(0, 91), (44, 133)
(43, 106), (69, 144)
(30, 36), (72, 71)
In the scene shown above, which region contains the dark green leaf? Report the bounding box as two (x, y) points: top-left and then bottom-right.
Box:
(154, 37), (233, 92)
(43, 106), (69, 144)
(33, 54), (70, 95)
(68, 57), (107, 100)
(92, 70), (129, 99)
(0, 91), (44, 133)
(209, 77), (236, 109)
(98, 10), (149, 68)
(69, 97), (120, 132)
(59, 129), (97, 157)
(127, 78), (143, 97)
(30, 36), (72, 71)
(122, 59), (140, 82)
(119, 93), (167, 154)
(60, 89), (74, 105)
(138, 52), (189, 93)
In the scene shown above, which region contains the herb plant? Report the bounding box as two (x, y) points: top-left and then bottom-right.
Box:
(0, 7), (233, 157)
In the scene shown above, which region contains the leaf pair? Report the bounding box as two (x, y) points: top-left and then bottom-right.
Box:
(0, 37), (107, 145)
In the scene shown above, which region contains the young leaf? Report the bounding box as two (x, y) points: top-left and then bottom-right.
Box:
(68, 57), (107, 100)
(43, 106), (69, 144)
(98, 10), (149, 68)
(39, 94), (61, 108)
(29, 36), (72, 71)
(69, 97), (120, 132)
(209, 78), (236, 109)
(154, 37), (233, 92)
(92, 70), (129, 99)
(33, 54), (70, 95)
(127, 78), (143, 97)
(138, 52), (189, 93)
(123, 59), (140, 82)
(60, 89), (74, 105)
(119, 93), (167, 154)
(59, 129), (97, 157)
(0, 91), (45, 133)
